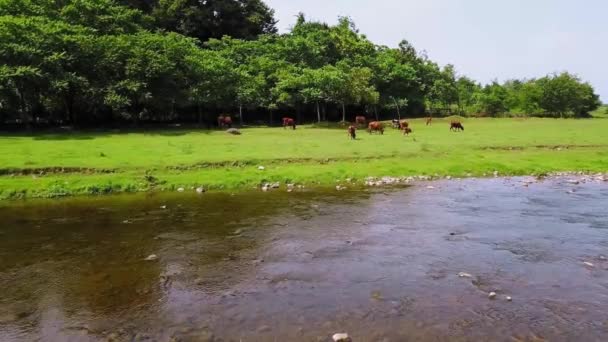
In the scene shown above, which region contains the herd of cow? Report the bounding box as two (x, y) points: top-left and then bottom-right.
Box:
(346, 116), (464, 140)
(217, 114), (464, 139)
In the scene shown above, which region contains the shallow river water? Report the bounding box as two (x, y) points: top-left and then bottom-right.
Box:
(1, 177), (608, 342)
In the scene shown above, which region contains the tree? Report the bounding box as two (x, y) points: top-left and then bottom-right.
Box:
(152, 0), (277, 42)
(537, 72), (600, 117)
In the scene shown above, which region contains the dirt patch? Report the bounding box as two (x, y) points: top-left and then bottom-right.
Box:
(0, 167), (116, 176)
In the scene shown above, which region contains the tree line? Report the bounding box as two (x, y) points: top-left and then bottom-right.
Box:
(0, 0), (601, 128)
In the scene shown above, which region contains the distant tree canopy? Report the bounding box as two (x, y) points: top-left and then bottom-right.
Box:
(0, 0), (601, 128)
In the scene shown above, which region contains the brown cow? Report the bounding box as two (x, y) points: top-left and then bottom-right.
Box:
(450, 121), (464, 131)
(399, 120), (409, 129)
(217, 115), (232, 128)
(355, 116), (366, 126)
(402, 127), (412, 136)
(368, 121), (384, 135)
(426, 117), (433, 126)
(282, 117), (296, 130)
(347, 125), (357, 140)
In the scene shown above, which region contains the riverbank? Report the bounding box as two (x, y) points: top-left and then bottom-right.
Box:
(1, 118), (607, 201)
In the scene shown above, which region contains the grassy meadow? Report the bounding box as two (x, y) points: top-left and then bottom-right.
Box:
(1, 118), (607, 200)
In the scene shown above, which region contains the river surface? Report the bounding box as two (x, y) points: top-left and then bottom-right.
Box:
(1, 177), (608, 342)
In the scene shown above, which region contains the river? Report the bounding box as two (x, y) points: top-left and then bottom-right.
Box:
(1, 177), (607, 341)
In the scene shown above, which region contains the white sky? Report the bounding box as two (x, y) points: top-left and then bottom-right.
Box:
(265, 0), (607, 102)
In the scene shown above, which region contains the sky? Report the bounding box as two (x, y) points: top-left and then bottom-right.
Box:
(265, 0), (607, 102)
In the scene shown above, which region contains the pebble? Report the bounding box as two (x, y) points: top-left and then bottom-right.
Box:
(426, 186), (435, 189)
(257, 325), (271, 333)
(336, 185), (347, 191)
(458, 272), (473, 278)
(160, 205), (167, 209)
(488, 292), (497, 299)
(506, 296), (512, 301)
(271, 182), (280, 189)
(177, 187), (185, 192)
(196, 187), (205, 194)
(144, 254), (158, 261)
(258, 166), (265, 170)
(332, 333), (351, 342)
(261, 186), (269, 192)
(583, 261), (594, 267)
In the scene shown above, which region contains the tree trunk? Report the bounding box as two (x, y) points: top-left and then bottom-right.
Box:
(197, 103), (202, 127)
(392, 97), (400, 120)
(341, 103), (346, 122)
(322, 104), (326, 121)
(239, 104), (243, 125)
(296, 103), (302, 123)
(316, 101), (321, 123)
(269, 109), (273, 126)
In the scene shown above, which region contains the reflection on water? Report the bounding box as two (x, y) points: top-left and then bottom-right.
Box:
(1, 178), (608, 341)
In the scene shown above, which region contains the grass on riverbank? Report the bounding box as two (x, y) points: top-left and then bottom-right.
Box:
(1, 118), (607, 200)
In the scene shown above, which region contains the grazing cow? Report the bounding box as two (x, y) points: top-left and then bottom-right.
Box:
(426, 117), (433, 126)
(450, 121), (464, 131)
(282, 117), (296, 130)
(355, 116), (366, 126)
(368, 121), (384, 134)
(348, 125), (357, 140)
(399, 120), (409, 129)
(402, 127), (412, 136)
(391, 119), (400, 129)
(217, 115), (232, 128)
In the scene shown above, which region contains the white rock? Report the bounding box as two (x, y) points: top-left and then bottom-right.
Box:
(258, 166), (265, 170)
(567, 179), (579, 185)
(287, 189), (293, 193)
(160, 205), (167, 209)
(488, 292), (497, 299)
(332, 333), (350, 342)
(446, 176), (452, 180)
(458, 272), (473, 278)
(261, 186), (269, 192)
(426, 186), (435, 189)
(506, 296), (512, 301)
(271, 182), (280, 189)
(286, 183), (295, 188)
(177, 187), (185, 192)
(145, 254), (158, 261)
(196, 187), (205, 194)
(493, 171), (499, 177)
(583, 261), (594, 267)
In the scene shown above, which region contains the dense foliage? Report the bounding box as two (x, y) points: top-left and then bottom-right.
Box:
(0, 0), (601, 128)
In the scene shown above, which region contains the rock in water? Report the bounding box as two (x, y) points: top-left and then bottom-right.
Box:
(506, 296), (513, 301)
(145, 254), (158, 261)
(332, 333), (351, 342)
(488, 292), (497, 299)
(196, 187), (205, 194)
(583, 261), (594, 267)
(226, 128), (241, 135)
(458, 272), (473, 278)
(177, 187), (185, 192)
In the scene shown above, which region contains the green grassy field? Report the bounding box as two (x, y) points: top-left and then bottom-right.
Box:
(1, 118), (607, 200)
